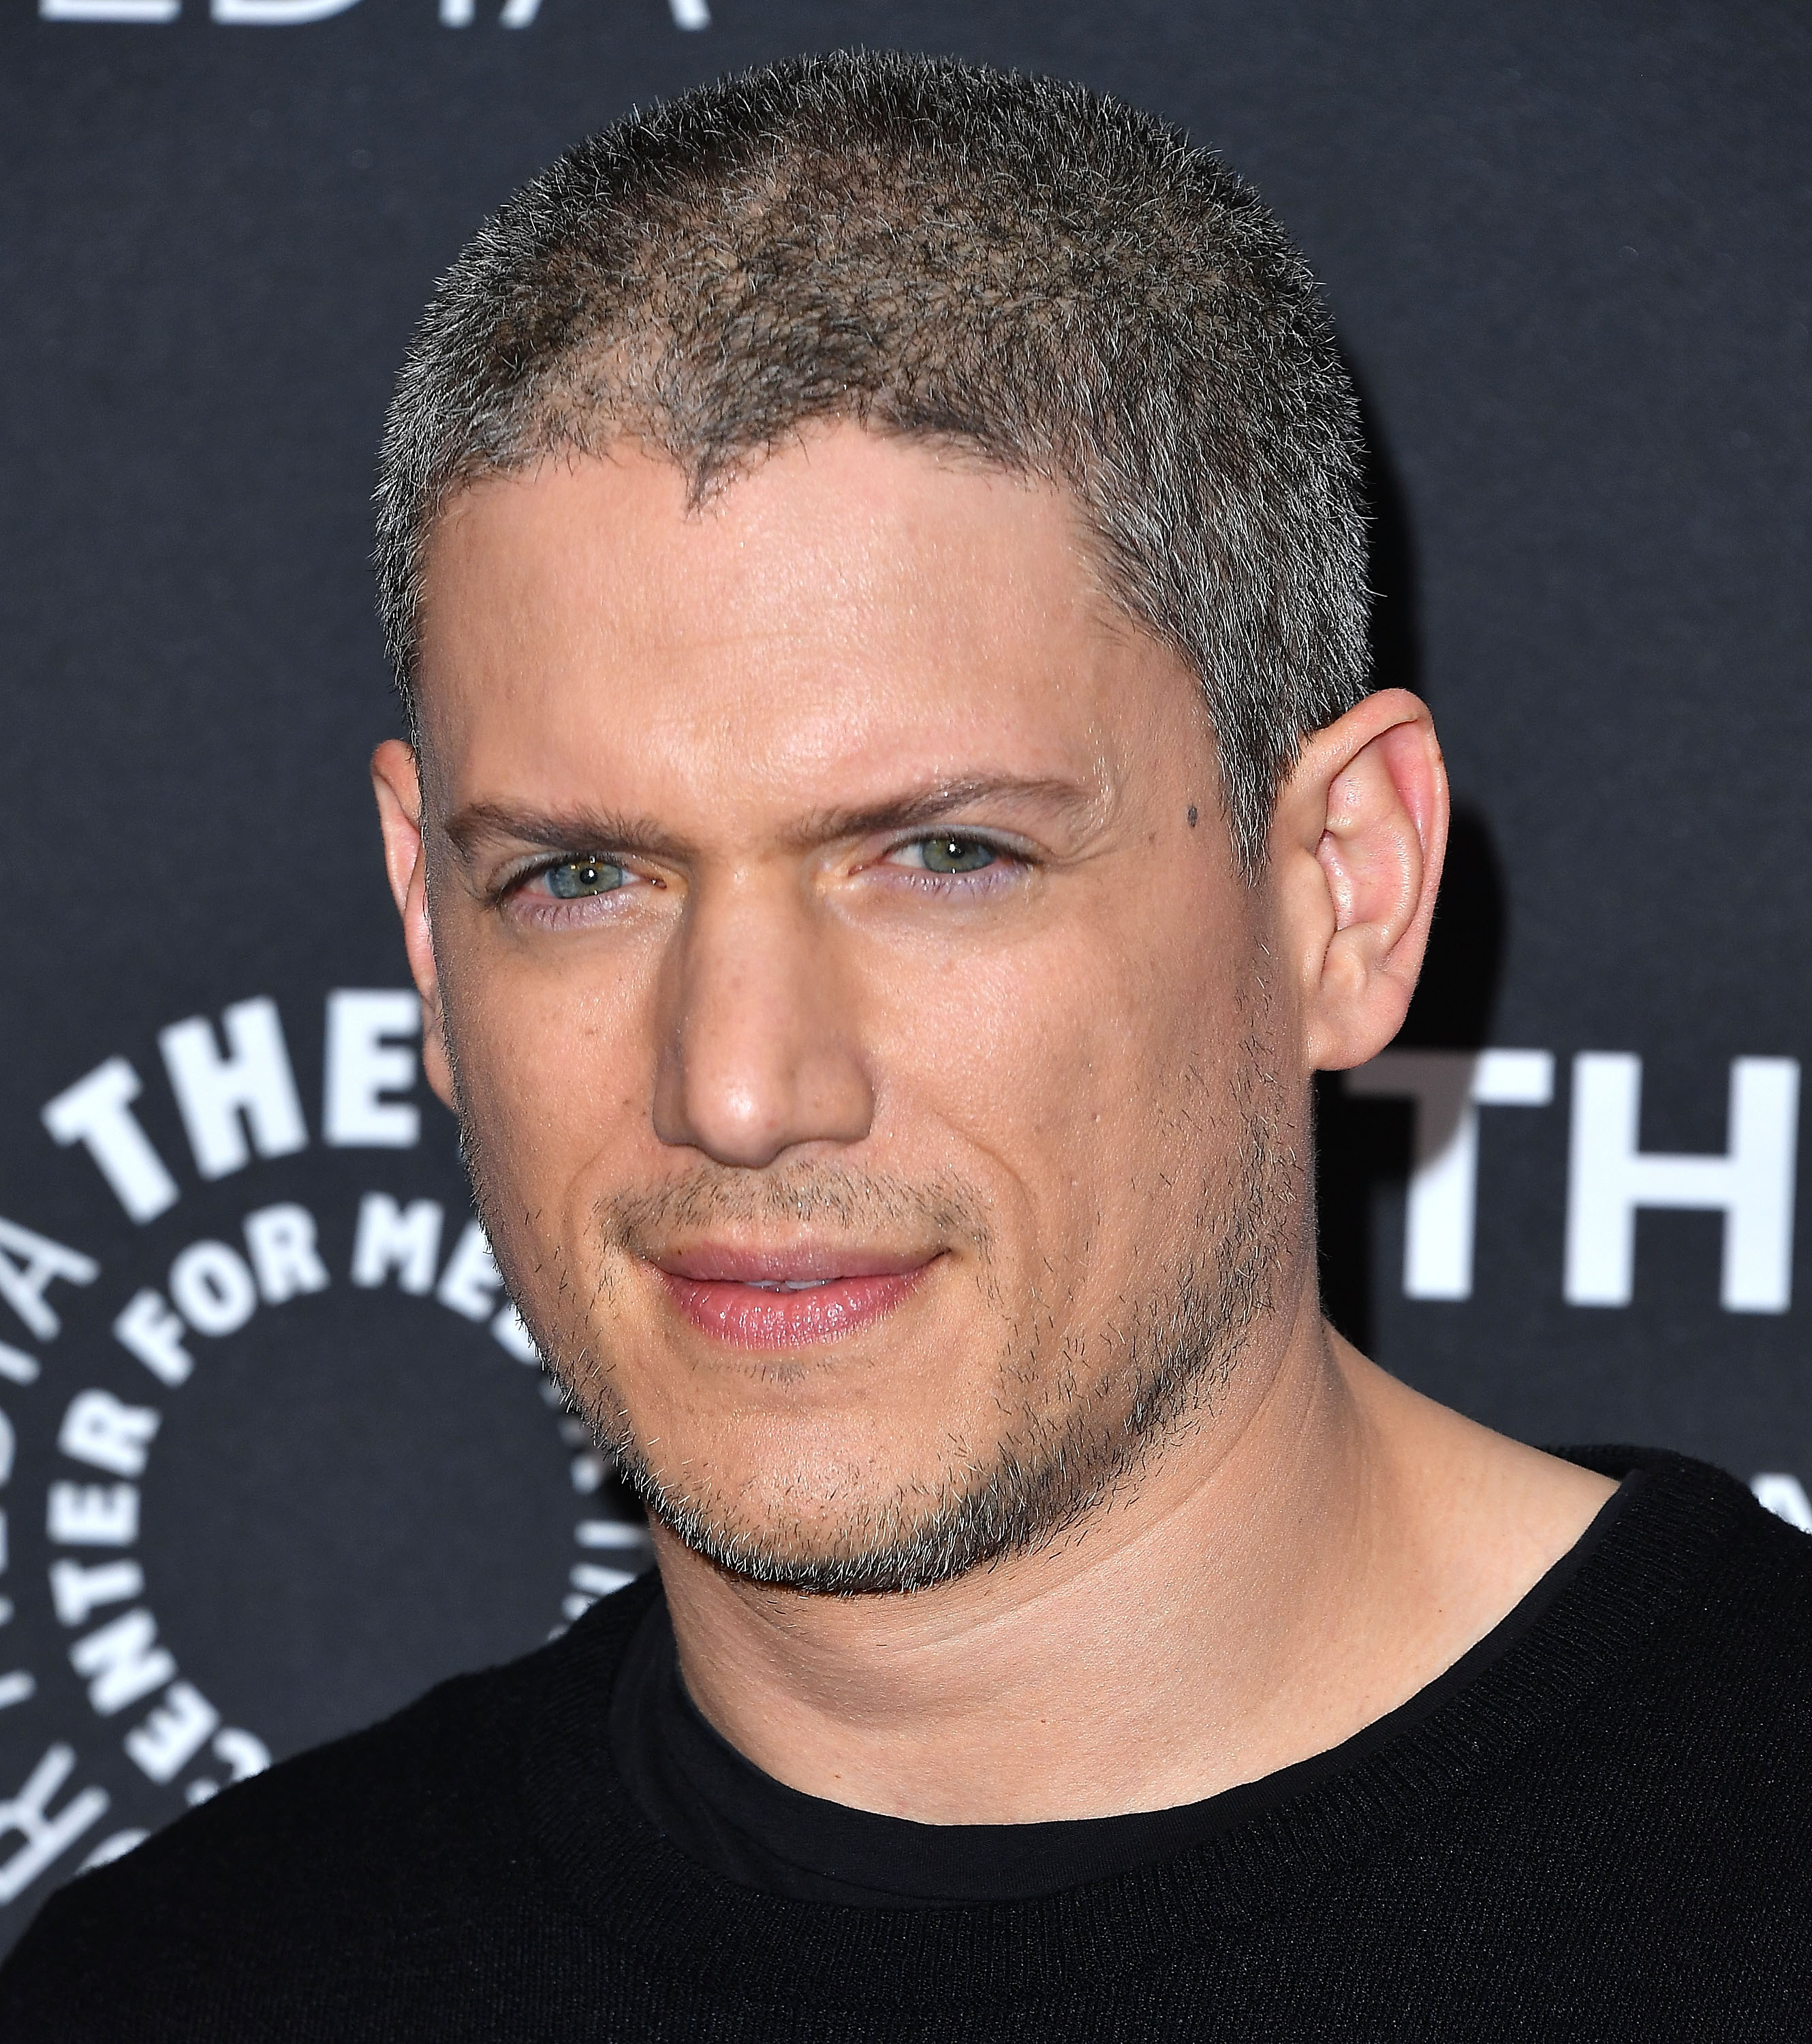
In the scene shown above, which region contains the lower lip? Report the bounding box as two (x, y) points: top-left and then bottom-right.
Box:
(658, 1269), (928, 1348)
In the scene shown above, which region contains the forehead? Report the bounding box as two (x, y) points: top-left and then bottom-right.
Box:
(413, 425), (1203, 824)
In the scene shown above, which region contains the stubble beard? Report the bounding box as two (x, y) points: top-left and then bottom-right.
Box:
(454, 1041), (1298, 1600)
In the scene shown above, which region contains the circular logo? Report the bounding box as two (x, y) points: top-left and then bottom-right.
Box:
(0, 989), (649, 1947)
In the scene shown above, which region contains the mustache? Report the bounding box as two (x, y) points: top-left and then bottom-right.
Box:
(593, 1160), (995, 1258)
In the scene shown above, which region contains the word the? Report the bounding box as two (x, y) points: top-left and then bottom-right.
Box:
(1346, 1048), (1799, 1310)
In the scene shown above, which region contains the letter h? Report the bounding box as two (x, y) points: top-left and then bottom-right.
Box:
(1564, 1054), (1800, 1312)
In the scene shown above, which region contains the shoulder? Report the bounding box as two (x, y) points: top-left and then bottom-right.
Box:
(1543, 1449), (1812, 1790)
(0, 1579), (657, 2041)
(1578, 1444), (1812, 1629)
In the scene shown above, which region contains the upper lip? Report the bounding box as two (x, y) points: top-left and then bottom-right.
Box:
(651, 1243), (939, 1284)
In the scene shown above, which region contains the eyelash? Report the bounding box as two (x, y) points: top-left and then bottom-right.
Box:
(498, 834), (1030, 925)
(500, 856), (647, 929)
(873, 835), (1027, 893)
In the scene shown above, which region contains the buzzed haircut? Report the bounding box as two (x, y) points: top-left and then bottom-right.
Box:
(375, 50), (1370, 874)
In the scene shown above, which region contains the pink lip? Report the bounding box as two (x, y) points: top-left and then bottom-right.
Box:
(652, 1243), (936, 1348)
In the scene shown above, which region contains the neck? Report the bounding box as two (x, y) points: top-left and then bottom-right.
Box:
(651, 1296), (1614, 1825)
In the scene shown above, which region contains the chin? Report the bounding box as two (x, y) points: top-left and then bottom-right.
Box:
(614, 1383), (1140, 1596)
(607, 1414), (983, 1588)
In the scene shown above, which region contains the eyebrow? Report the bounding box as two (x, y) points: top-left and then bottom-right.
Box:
(442, 775), (1104, 867)
(443, 801), (685, 866)
(777, 775), (1104, 850)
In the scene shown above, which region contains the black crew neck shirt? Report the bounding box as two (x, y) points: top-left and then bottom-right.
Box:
(5, 1448), (1812, 2041)
(607, 1475), (1638, 1907)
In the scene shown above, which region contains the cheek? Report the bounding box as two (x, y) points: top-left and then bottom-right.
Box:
(866, 896), (1253, 1274)
(439, 940), (657, 1241)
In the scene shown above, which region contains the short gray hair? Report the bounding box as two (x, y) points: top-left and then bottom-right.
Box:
(375, 50), (1370, 873)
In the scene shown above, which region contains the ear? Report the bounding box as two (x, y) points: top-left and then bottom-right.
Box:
(1270, 688), (1449, 1072)
(371, 739), (457, 1111)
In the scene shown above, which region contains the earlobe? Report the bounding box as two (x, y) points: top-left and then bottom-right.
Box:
(370, 740), (457, 1111)
(1272, 690), (1449, 1073)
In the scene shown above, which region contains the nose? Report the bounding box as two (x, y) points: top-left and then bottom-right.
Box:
(651, 867), (875, 1168)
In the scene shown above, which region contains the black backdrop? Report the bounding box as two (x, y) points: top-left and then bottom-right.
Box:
(0, 0), (1807, 1949)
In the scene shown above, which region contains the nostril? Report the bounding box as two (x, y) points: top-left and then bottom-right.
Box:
(655, 1050), (875, 1166)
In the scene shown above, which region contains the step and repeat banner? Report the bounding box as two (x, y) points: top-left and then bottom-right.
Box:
(0, 0), (1806, 1951)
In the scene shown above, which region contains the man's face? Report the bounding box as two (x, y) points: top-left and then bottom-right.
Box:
(403, 425), (1309, 1590)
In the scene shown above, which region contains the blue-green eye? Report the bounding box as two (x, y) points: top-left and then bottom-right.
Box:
(544, 856), (626, 899)
(918, 836), (997, 874)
